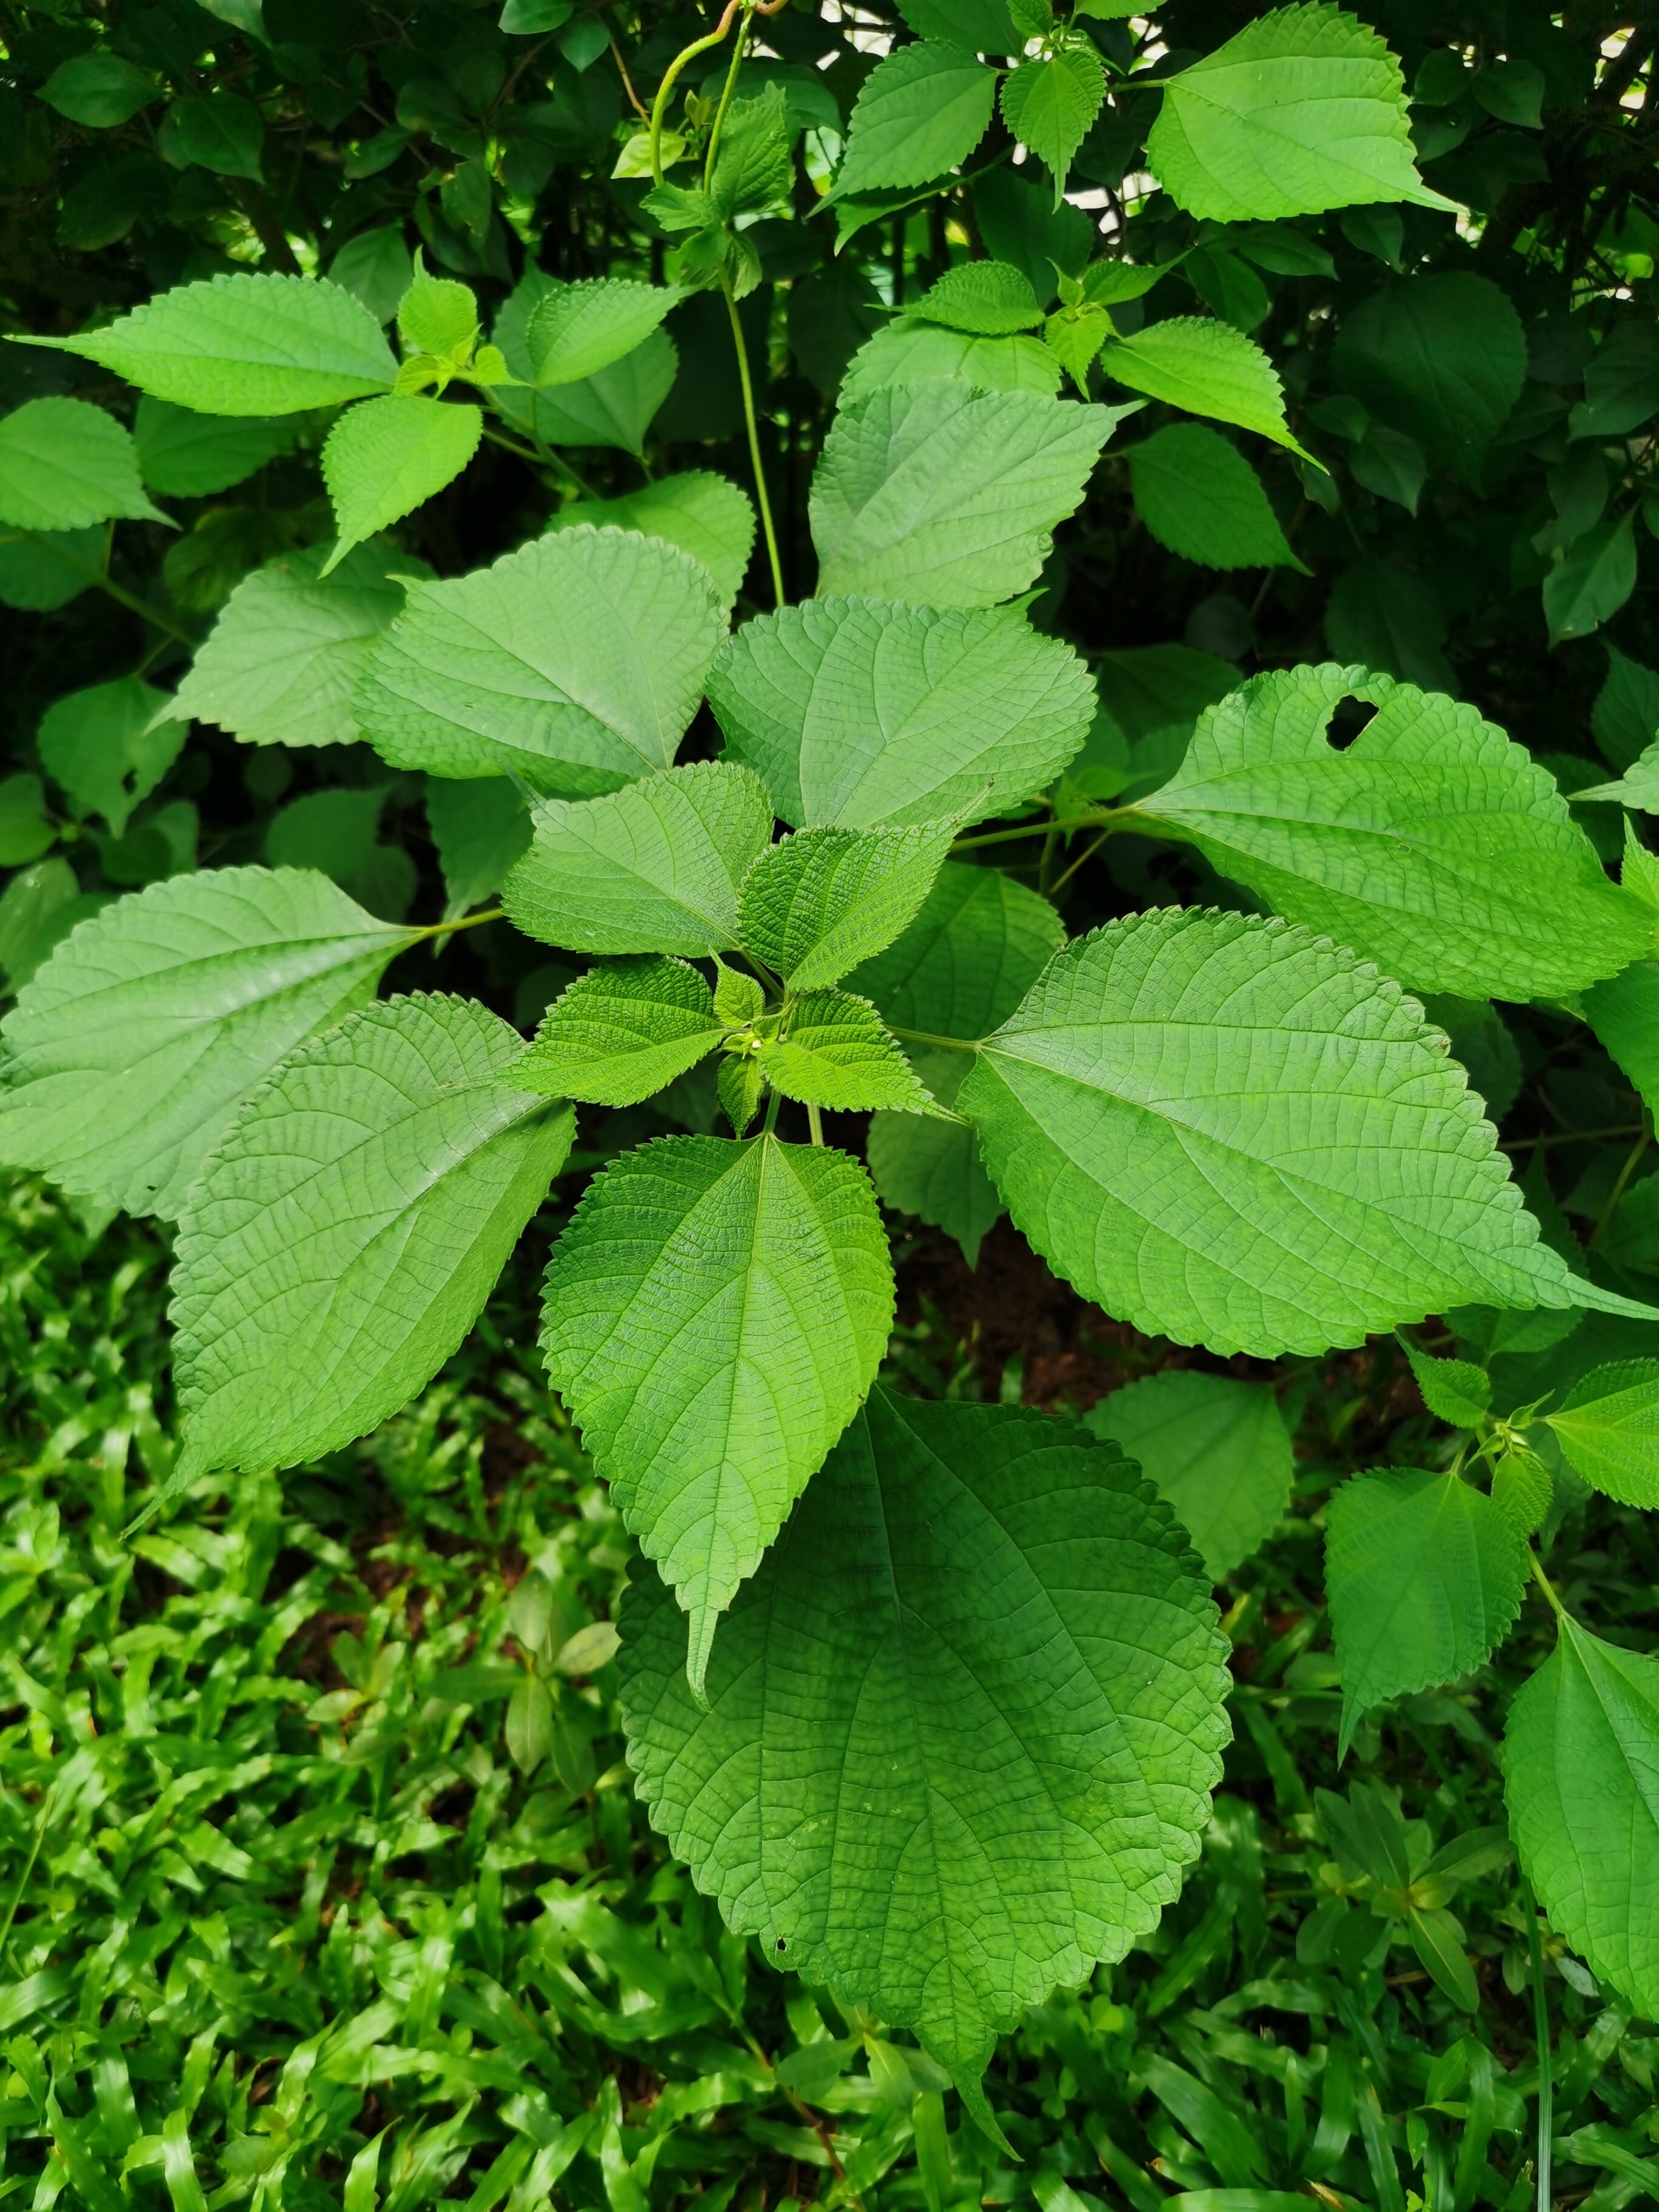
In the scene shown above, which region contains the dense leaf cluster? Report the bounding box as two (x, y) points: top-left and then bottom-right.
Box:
(5, 0), (1659, 2196)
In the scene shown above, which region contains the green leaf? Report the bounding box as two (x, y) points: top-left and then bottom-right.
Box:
(542, 472), (756, 609)
(759, 990), (951, 1117)
(853, 864), (1064, 1262)
(1586, 964), (1659, 1121)
(1406, 1906), (1479, 2012)
(36, 678), (180, 839)
(0, 777), (56, 868)
(866, 1068), (1002, 1264)
(1146, 2), (1453, 222)
(164, 92), (264, 179)
(500, 324), (678, 454)
(717, 1050), (765, 1136)
(172, 994), (573, 1483)
(0, 523), (104, 612)
(397, 271), (478, 359)
(1504, 1617), (1659, 2019)
(709, 88), (794, 221)
(504, 763), (774, 956)
(1331, 274), (1527, 488)
(913, 262), (1044, 335)
(811, 383), (1120, 608)
(0, 400), (167, 530)
(1545, 1362), (1659, 1507)
(543, 1133), (894, 1695)
(527, 280), (680, 388)
(320, 397), (482, 573)
(1086, 644), (1240, 797)
(22, 273), (398, 416)
(1126, 424), (1309, 572)
(1544, 515), (1638, 648)
(39, 53), (159, 128)
(1326, 1468), (1526, 1758)
(840, 323), (1064, 404)
(1000, 45), (1105, 204)
(1492, 1447), (1552, 1537)
(426, 776), (532, 920)
(0, 860), (84, 994)
(166, 543), (427, 751)
(355, 527), (724, 791)
(958, 908), (1654, 1358)
(740, 822), (955, 991)
(834, 44), (997, 198)
(1098, 319), (1312, 457)
(849, 861), (1067, 1042)
(1045, 306), (1113, 395)
(0, 866), (417, 1219)
(132, 398), (293, 498)
(517, 956), (723, 1106)
(1403, 1344), (1492, 1427)
(897, 0), (1018, 49)
(708, 597), (1094, 831)
(1087, 1372), (1294, 1580)
(1593, 643), (1659, 772)
(1135, 663), (1654, 1000)
(618, 1390), (1230, 2077)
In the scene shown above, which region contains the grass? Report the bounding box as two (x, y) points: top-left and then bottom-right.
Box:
(3, 1178), (1657, 2211)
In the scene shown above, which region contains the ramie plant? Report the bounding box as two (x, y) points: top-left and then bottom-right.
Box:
(7, 0), (1659, 2136)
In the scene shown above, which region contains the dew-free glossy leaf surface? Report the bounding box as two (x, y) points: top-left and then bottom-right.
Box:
(1504, 1617), (1659, 2018)
(1138, 664), (1652, 1001)
(849, 862), (1067, 1043)
(355, 527), (724, 791)
(1127, 424), (1307, 573)
(959, 909), (1650, 1357)
(132, 398), (293, 497)
(172, 994), (572, 1481)
(619, 1390), (1230, 2077)
(504, 763), (774, 956)
(1098, 320), (1309, 455)
(24, 272), (397, 414)
(165, 544), (427, 750)
(0, 866), (415, 1219)
(1326, 1467), (1526, 1757)
(1088, 1371), (1293, 1580)
(0, 399), (167, 530)
(1546, 1361), (1659, 1508)
(739, 821), (955, 990)
(1147, 2), (1451, 222)
(834, 43), (996, 196)
(543, 472), (756, 608)
(759, 990), (949, 1116)
(542, 1133), (894, 1697)
(320, 396), (481, 571)
(518, 957), (722, 1106)
(708, 597), (1093, 830)
(840, 323), (1064, 404)
(527, 279), (679, 386)
(811, 383), (1119, 608)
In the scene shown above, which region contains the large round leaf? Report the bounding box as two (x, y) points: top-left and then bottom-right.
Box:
(620, 1390), (1230, 2080)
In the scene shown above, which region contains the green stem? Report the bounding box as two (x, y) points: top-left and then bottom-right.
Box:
(649, 1), (742, 186)
(1500, 1124), (1644, 1152)
(762, 1085), (782, 1134)
(1589, 1122), (1651, 1248)
(1526, 1882), (1554, 2212)
(480, 417), (600, 501)
(702, 4), (751, 191)
(22, 531), (193, 646)
(806, 1101), (824, 1147)
(950, 811), (1127, 853)
(1529, 1550), (1566, 1620)
(411, 905), (505, 942)
(722, 273), (785, 606)
(0, 1789), (53, 1970)
(889, 1027), (979, 1053)
(1048, 828), (1111, 894)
